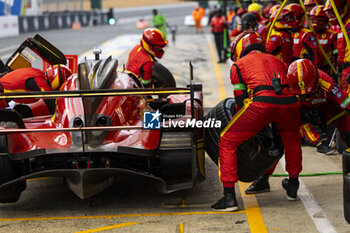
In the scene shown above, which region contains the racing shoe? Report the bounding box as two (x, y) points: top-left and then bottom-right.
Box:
(211, 192), (238, 212)
(282, 178), (299, 201)
(317, 142), (337, 155)
(245, 174), (270, 194)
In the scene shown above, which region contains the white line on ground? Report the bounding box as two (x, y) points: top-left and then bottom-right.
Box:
(280, 157), (337, 233)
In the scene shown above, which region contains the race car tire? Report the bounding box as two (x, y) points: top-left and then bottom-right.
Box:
(204, 98), (283, 182)
(0, 127), (26, 203)
(204, 98), (236, 165)
(152, 63), (176, 88)
(343, 149), (350, 223)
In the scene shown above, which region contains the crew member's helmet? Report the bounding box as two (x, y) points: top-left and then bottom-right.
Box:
(310, 5), (329, 32)
(140, 28), (168, 58)
(268, 4), (281, 19)
(286, 3), (305, 28)
(287, 59), (318, 95)
(304, 0), (317, 14)
(45, 64), (72, 90)
(248, 3), (263, 15)
(262, 4), (275, 19)
(241, 12), (258, 31)
(231, 31), (265, 62)
(270, 8), (298, 30)
(325, 0), (349, 24)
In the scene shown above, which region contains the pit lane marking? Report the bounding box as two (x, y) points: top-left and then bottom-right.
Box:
(207, 34), (268, 233)
(75, 222), (139, 233)
(280, 158), (337, 233)
(0, 211), (245, 222)
(179, 223), (184, 233)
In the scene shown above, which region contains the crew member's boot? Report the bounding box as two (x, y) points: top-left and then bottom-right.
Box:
(211, 187), (239, 212)
(245, 174), (270, 194)
(317, 140), (337, 155)
(282, 178), (299, 201)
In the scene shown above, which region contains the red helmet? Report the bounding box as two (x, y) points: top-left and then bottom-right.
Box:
(286, 3), (305, 28)
(310, 5), (329, 32)
(325, 0), (349, 24)
(304, 0), (317, 13)
(140, 28), (168, 58)
(45, 64), (72, 90)
(269, 4), (281, 19)
(231, 31), (265, 62)
(287, 59), (318, 95)
(270, 8), (298, 30)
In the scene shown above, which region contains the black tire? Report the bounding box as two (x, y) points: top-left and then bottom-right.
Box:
(204, 98), (236, 165)
(0, 127), (26, 203)
(152, 63), (176, 88)
(204, 98), (283, 182)
(343, 150), (350, 223)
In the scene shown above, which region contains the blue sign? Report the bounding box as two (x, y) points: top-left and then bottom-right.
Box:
(143, 110), (161, 129)
(0, 0), (24, 16)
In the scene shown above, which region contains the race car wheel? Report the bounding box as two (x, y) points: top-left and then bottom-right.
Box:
(343, 149), (350, 223)
(204, 98), (283, 182)
(0, 128), (26, 203)
(204, 98), (236, 165)
(152, 63), (176, 88)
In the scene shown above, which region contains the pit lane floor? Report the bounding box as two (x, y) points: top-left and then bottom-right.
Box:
(0, 30), (349, 232)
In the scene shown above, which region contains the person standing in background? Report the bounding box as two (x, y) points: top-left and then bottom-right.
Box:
(193, 6), (204, 33)
(210, 9), (228, 63)
(152, 9), (167, 38)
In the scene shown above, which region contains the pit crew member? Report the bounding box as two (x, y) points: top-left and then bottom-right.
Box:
(310, 5), (337, 76)
(325, 0), (350, 92)
(287, 3), (320, 68)
(266, 8), (297, 65)
(245, 59), (350, 194)
(0, 64), (72, 115)
(126, 28), (168, 88)
(211, 32), (302, 212)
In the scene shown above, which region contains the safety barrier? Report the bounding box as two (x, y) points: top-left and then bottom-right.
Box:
(0, 11), (109, 38)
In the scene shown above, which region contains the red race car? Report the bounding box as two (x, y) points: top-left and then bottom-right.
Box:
(0, 47), (205, 202)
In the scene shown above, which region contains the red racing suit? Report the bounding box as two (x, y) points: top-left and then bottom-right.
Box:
(292, 28), (320, 68)
(336, 17), (350, 92)
(210, 15), (226, 33)
(266, 29), (294, 65)
(0, 67), (55, 114)
(299, 70), (350, 147)
(219, 51), (302, 187)
(314, 29), (337, 75)
(126, 44), (155, 87)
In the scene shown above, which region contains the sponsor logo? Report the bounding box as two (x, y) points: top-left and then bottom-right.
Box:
(337, 92), (342, 99)
(143, 110), (161, 129)
(330, 85), (339, 96)
(143, 111), (221, 129)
